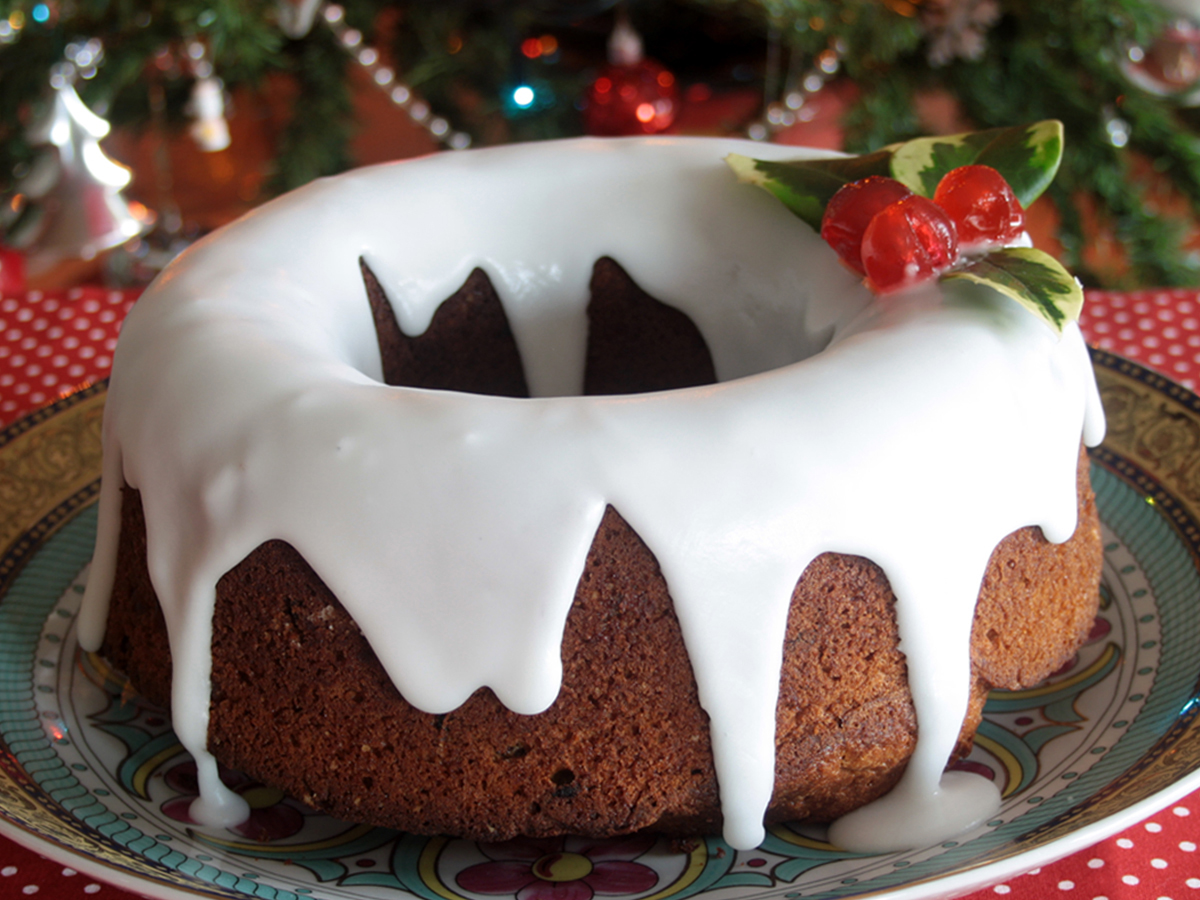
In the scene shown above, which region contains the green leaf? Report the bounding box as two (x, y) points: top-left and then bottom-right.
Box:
(728, 122), (1063, 233)
(726, 150), (892, 231)
(889, 121), (1064, 207)
(942, 247), (1083, 335)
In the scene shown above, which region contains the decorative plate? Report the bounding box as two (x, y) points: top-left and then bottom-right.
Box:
(2, 350), (1200, 900)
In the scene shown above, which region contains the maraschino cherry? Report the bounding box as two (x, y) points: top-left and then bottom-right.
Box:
(819, 165), (1026, 294)
(820, 176), (913, 275)
(861, 196), (958, 294)
(933, 165), (1025, 250)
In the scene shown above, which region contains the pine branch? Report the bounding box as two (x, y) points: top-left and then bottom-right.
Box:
(3, 0), (1200, 287)
(268, 25), (356, 194)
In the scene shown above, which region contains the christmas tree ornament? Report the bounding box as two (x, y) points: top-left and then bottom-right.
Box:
(582, 12), (679, 136)
(5, 67), (153, 276)
(320, 4), (471, 150)
(188, 76), (231, 152)
(181, 38), (230, 150)
(1123, 20), (1200, 102)
(184, 39), (228, 152)
(0, 246), (25, 295)
(181, 40), (228, 153)
(277, 0), (324, 39)
(919, 0), (1001, 66)
(180, 39), (228, 153)
(1120, 0), (1200, 102)
(1146, 22), (1200, 88)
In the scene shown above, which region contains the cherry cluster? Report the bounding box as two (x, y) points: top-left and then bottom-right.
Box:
(820, 165), (1025, 294)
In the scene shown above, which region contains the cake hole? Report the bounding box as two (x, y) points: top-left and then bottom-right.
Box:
(551, 768), (575, 786)
(361, 257), (718, 398)
(499, 743), (529, 760)
(362, 776), (374, 789)
(583, 257), (716, 395)
(361, 259), (529, 397)
(432, 714), (446, 731)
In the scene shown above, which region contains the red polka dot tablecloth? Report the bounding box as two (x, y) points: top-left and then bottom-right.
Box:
(1083, 289), (1200, 391)
(0, 288), (137, 425)
(3, 285), (1200, 899)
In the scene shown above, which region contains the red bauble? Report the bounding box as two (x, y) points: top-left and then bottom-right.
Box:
(0, 246), (26, 296)
(583, 59), (680, 136)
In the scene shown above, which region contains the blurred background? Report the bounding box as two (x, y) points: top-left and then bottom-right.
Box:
(3, 0), (1200, 291)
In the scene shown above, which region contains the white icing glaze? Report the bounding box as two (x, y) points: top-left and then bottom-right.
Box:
(77, 136), (1105, 851)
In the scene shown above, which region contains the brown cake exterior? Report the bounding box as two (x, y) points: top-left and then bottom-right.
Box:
(98, 259), (1103, 840)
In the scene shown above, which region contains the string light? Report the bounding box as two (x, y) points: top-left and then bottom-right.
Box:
(746, 38), (844, 142)
(46, 37), (105, 88)
(321, 4), (471, 151)
(0, 10), (26, 45)
(512, 85), (536, 108)
(1103, 105), (1131, 147)
(8, 4), (832, 154)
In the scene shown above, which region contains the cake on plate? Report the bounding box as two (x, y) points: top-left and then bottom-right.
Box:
(79, 128), (1105, 853)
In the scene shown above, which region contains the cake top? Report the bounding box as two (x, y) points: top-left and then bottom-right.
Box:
(78, 135), (1104, 853)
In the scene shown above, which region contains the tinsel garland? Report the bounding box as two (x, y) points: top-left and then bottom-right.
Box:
(0, 0), (1198, 287)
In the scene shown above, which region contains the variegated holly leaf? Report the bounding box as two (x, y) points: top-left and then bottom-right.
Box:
(942, 247), (1083, 334)
(889, 120), (1063, 207)
(725, 149), (892, 230)
(727, 122), (1080, 335)
(726, 122), (1064, 228)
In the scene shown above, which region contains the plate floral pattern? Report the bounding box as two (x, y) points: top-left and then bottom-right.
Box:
(2, 351), (1200, 900)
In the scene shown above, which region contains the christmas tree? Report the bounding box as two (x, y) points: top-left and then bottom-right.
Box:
(2, 0), (1200, 288)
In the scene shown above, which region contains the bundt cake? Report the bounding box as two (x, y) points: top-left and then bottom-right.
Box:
(78, 136), (1105, 853)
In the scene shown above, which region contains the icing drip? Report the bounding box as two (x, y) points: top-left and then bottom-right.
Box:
(77, 137), (1105, 852)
